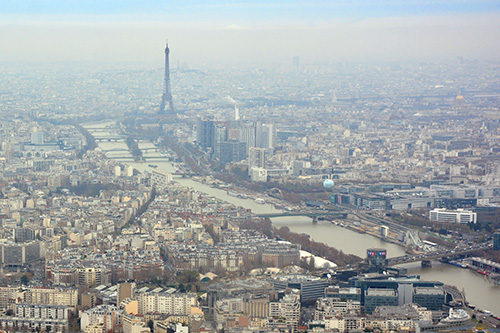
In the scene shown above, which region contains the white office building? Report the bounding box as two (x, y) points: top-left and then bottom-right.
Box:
(429, 208), (477, 224)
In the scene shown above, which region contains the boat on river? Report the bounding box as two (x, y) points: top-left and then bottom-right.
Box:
(481, 309), (492, 316)
(448, 260), (468, 269)
(227, 191), (249, 199)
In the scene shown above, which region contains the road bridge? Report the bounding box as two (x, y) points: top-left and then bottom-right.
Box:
(102, 147), (159, 153)
(104, 156), (138, 160)
(94, 137), (125, 142)
(102, 148), (129, 152)
(257, 212), (348, 219)
(84, 127), (118, 132)
(386, 243), (491, 266)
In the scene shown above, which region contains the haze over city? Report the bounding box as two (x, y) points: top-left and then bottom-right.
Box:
(1, 0), (500, 66)
(1, 1), (500, 332)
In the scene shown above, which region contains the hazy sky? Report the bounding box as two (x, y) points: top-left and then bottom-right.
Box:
(1, 0), (499, 67)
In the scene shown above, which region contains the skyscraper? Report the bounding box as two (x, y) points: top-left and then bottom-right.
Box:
(212, 124), (227, 158)
(241, 123), (257, 153)
(219, 141), (247, 165)
(159, 42), (175, 113)
(260, 123), (276, 153)
(196, 119), (214, 150)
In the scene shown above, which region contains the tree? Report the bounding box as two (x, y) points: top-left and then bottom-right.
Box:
(309, 256), (316, 272)
(178, 270), (199, 284)
(68, 311), (81, 332)
(21, 274), (29, 285)
(204, 225), (220, 244)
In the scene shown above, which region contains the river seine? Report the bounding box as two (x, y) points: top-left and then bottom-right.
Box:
(87, 123), (500, 316)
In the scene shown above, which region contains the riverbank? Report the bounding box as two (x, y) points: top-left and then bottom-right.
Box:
(342, 220), (405, 248)
(85, 124), (500, 317)
(274, 224), (362, 266)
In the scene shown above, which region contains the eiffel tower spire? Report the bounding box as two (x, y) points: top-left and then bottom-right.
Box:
(160, 42), (175, 113)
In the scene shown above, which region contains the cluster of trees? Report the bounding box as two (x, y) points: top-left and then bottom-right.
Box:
(274, 226), (362, 266)
(177, 271), (201, 293)
(423, 235), (455, 249)
(37, 114), (108, 126)
(63, 182), (121, 197)
(215, 165), (249, 185)
(238, 218), (361, 267)
(161, 135), (204, 174)
(468, 221), (497, 233)
(121, 117), (164, 140)
(125, 136), (142, 160)
(21, 274), (30, 285)
(240, 218), (273, 238)
(204, 224), (220, 244)
(73, 123), (98, 158)
(393, 211), (470, 233)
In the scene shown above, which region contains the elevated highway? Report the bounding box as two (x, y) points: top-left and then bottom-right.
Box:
(386, 243), (492, 266)
(351, 211), (411, 234)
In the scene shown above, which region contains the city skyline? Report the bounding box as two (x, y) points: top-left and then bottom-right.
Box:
(0, 1), (500, 331)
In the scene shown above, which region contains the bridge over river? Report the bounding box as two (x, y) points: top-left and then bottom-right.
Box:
(386, 242), (492, 266)
(94, 136), (125, 142)
(257, 211), (348, 219)
(102, 147), (159, 153)
(94, 136), (149, 142)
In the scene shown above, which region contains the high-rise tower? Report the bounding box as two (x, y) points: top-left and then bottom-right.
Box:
(160, 42), (175, 113)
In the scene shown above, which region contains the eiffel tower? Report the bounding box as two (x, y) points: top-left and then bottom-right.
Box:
(159, 42), (175, 113)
